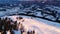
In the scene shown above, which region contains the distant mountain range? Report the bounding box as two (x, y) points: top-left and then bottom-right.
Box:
(0, 0), (59, 3)
(0, 0), (60, 7)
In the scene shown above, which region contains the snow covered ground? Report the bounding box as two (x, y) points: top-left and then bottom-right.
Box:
(2, 15), (60, 34)
(0, 3), (60, 34)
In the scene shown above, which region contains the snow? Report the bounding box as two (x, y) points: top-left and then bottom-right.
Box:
(0, 2), (60, 34)
(44, 5), (60, 13)
(2, 15), (60, 34)
(13, 30), (21, 34)
(0, 5), (60, 21)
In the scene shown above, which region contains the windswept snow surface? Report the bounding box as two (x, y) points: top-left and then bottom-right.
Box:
(3, 15), (60, 34)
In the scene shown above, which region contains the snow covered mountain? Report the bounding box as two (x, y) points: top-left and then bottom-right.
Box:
(1, 15), (60, 34)
(0, 0), (60, 34)
(0, 3), (60, 23)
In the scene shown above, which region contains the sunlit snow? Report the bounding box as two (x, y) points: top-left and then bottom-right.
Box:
(1, 15), (60, 34)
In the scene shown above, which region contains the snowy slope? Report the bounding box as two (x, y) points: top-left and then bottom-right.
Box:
(3, 15), (60, 34)
(0, 0), (60, 34)
(0, 4), (60, 22)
